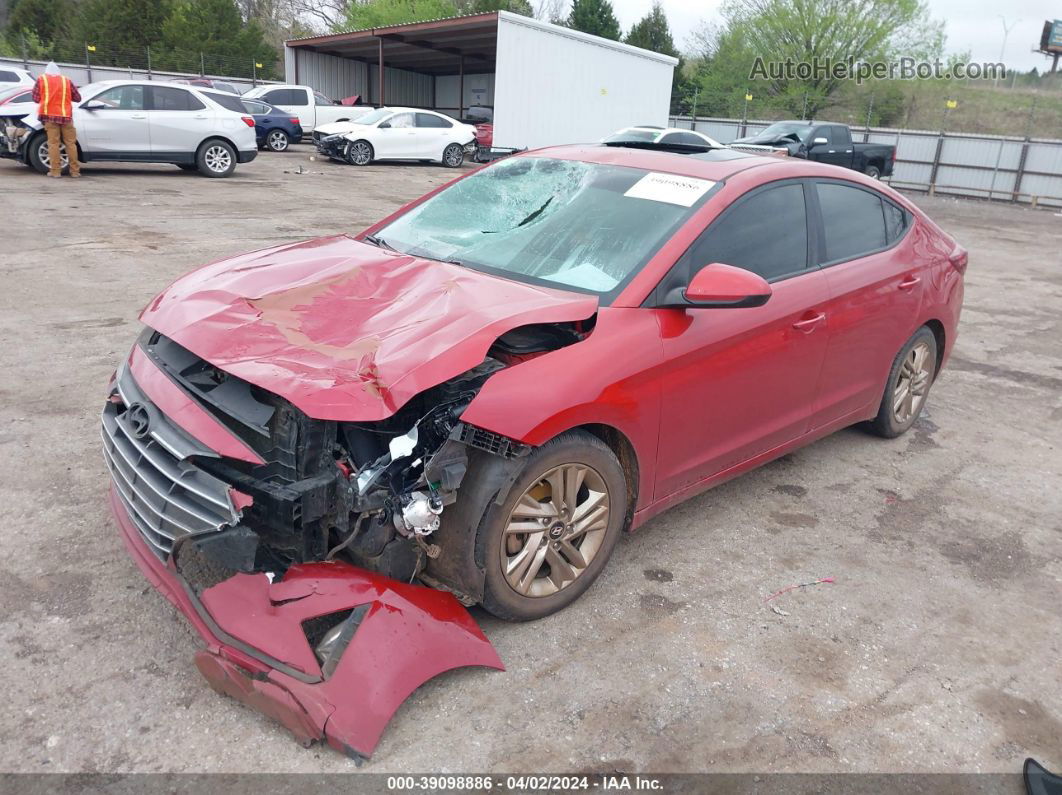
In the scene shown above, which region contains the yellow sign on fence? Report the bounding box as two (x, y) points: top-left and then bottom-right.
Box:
(745, 93), (753, 101)
(255, 63), (263, 68)
(86, 44), (96, 52)
(946, 99), (958, 109)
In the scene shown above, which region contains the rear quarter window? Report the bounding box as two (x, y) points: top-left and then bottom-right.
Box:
(0, 70), (20, 82)
(207, 92), (248, 113)
(816, 182), (888, 263)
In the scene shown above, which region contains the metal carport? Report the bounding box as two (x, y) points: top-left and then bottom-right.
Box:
(284, 11), (677, 150)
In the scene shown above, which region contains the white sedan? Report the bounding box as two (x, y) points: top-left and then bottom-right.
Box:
(603, 126), (724, 148)
(314, 107), (476, 168)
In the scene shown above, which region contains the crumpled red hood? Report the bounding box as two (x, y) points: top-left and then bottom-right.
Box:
(140, 235), (597, 421)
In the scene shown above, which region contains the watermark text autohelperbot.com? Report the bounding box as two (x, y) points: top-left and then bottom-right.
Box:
(750, 56), (1006, 84)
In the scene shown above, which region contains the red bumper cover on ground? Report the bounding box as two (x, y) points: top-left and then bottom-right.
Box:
(110, 487), (503, 759)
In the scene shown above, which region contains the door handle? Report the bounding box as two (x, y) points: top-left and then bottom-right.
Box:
(792, 312), (826, 332)
(194, 114), (209, 119)
(898, 275), (921, 291)
(130, 114), (146, 119)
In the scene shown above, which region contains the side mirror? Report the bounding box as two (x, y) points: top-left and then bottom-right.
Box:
(82, 100), (106, 111)
(662, 263), (772, 309)
(811, 136), (828, 147)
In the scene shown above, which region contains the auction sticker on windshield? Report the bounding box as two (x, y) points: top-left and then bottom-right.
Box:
(624, 172), (716, 206)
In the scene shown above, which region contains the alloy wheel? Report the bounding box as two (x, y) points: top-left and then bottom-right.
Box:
(267, 131), (288, 151)
(444, 144), (464, 167)
(204, 145), (232, 173)
(501, 463), (610, 598)
(348, 141), (371, 165)
(38, 140), (69, 171)
(893, 341), (932, 424)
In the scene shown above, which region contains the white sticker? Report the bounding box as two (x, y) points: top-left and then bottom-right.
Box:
(624, 172), (715, 207)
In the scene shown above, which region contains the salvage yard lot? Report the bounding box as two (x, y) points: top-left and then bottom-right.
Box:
(0, 150), (1059, 774)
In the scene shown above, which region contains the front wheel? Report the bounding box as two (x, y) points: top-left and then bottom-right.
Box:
(265, 129), (289, 152)
(28, 132), (69, 174)
(344, 139), (373, 166)
(442, 142), (465, 168)
(868, 326), (937, 438)
(477, 431), (627, 621)
(196, 139), (236, 177)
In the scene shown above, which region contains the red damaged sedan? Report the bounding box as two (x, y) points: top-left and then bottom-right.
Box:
(103, 141), (965, 756)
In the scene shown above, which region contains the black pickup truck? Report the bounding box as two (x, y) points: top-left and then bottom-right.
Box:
(730, 121), (895, 179)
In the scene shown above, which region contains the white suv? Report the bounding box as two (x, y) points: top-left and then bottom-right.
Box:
(11, 80), (258, 177)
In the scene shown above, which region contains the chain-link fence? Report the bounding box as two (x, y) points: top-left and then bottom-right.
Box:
(11, 33), (280, 83)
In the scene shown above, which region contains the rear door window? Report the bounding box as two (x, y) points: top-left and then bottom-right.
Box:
(150, 87), (205, 111)
(288, 88), (310, 106)
(416, 112), (451, 128)
(0, 70), (20, 82)
(687, 182), (810, 281)
(816, 182), (888, 263)
(243, 100), (270, 115)
(832, 125), (852, 146)
(261, 88), (291, 105)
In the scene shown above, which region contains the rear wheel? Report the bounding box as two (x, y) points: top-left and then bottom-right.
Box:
(442, 142), (464, 168)
(265, 129), (289, 152)
(868, 326), (937, 438)
(345, 139), (373, 166)
(28, 132), (69, 174)
(478, 431), (627, 621)
(196, 139), (236, 177)
(864, 164), (881, 179)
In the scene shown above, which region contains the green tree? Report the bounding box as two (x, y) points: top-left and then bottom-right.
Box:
(159, 0), (277, 77)
(624, 1), (689, 112)
(566, 0), (620, 41)
(696, 0), (945, 118)
(457, 0), (533, 15)
(5, 0), (76, 48)
(338, 0), (459, 30)
(69, 0), (173, 56)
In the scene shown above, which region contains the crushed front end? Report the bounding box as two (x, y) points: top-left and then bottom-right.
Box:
(102, 329), (514, 758)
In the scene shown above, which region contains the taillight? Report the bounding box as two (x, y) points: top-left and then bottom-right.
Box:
(891, 148), (897, 162)
(241, 116), (255, 128)
(290, 118), (300, 125)
(949, 246), (968, 275)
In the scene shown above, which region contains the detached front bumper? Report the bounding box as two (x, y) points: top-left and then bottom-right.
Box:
(110, 488), (503, 759)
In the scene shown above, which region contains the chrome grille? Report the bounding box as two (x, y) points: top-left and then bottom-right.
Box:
(102, 363), (239, 559)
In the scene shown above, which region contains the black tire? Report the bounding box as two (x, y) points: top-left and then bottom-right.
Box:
(442, 142), (465, 168)
(176, 163), (197, 171)
(28, 132), (68, 174)
(478, 430), (627, 621)
(196, 139), (236, 178)
(265, 129), (289, 152)
(864, 164), (881, 179)
(868, 326), (938, 438)
(345, 139), (373, 165)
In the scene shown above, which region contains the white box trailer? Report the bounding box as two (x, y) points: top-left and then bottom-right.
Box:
(284, 10), (677, 151)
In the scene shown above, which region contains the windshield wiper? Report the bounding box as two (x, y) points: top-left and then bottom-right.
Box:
(363, 233), (394, 250)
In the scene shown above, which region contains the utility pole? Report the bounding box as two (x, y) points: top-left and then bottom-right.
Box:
(995, 16), (1018, 88)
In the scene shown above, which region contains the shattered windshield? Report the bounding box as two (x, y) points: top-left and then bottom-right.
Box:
(755, 122), (812, 142)
(375, 156), (715, 296)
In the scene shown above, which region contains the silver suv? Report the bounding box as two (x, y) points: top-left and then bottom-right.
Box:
(3, 80), (258, 177)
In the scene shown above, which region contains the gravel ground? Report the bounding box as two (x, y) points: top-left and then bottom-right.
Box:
(0, 148), (1059, 775)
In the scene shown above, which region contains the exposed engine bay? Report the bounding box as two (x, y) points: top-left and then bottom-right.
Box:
(115, 318), (592, 604)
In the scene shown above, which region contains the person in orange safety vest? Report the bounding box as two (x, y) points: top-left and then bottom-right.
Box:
(32, 62), (82, 178)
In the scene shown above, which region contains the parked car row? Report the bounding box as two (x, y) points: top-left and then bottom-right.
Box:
(1, 80), (258, 177)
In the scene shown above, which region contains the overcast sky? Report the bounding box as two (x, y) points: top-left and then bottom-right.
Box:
(608, 0), (1056, 73)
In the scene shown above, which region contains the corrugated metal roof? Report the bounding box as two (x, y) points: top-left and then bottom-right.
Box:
(285, 12), (498, 44)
